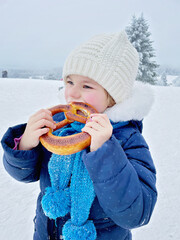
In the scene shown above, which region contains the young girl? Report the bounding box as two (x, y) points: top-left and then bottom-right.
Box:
(1, 31), (157, 240)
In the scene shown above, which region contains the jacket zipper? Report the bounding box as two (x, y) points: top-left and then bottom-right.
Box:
(52, 221), (58, 240)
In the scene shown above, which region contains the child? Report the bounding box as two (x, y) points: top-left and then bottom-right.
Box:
(1, 31), (157, 240)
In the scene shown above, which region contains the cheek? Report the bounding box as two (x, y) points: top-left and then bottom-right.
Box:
(84, 94), (96, 105)
(84, 92), (102, 105)
(84, 92), (107, 112)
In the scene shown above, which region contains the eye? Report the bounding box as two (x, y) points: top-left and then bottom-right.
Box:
(83, 85), (92, 89)
(67, 80), (73, 85)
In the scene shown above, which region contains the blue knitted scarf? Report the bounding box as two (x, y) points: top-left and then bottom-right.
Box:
(41, 119), (129, 240)
(41, 121), (97, 240)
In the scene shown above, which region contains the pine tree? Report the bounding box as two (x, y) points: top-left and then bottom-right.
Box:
(172, 76), (180, 87)
(160, 72), (168, 86)
(126, 14), (159, 85)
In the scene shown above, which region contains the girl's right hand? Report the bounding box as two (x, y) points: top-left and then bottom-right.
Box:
(19, 109), (56, 150)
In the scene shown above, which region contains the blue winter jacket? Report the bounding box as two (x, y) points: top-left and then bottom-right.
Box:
(1, 112), (157, 240)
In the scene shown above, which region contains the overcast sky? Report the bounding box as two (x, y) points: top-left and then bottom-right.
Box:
(0, 0), (179, 70)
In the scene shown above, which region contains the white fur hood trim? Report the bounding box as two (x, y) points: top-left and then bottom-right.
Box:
(58, 81), (154, 122)
(104, 81), (155, 122)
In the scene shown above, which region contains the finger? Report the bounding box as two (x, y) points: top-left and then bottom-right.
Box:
(82, 126), (97, 136)
(90, 113), (110, 122)
(85, 121), (103, 131)
(89, 115), (107, 127)
(92, 114), (112, 127)
(31, 108), (52, 118)
(36, 127), (50, 138)
(29, 109), (55, 125)
(32, 119), (56, 131)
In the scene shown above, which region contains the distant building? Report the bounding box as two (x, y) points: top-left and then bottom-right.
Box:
(2, 71), (8, 78)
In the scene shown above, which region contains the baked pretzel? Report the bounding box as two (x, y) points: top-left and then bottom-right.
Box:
(39, 102), (98, 155)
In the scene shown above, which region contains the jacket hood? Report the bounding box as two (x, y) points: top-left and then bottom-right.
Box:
(105, 81), (154, 122)
(58, 81), (154, 122)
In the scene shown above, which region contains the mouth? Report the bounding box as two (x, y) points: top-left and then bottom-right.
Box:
(68, 101), (85, 104)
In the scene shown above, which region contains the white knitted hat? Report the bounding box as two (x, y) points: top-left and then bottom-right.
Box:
(62, 31), (139, 104)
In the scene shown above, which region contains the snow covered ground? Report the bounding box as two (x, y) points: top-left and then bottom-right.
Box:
(0, 78), (180, 240)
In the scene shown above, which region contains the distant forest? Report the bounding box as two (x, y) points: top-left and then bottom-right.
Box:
(0, 65), (180, 80)
(0, 67), (63, 80)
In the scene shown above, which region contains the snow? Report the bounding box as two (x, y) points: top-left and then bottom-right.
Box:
(0, 78), (180, 239)
(157, 75), (179, 86)
(166, 75), (179, 85)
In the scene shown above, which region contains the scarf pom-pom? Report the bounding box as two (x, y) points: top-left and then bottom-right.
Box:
(62, 219), (97, 240)
(41, 187), (71, 219)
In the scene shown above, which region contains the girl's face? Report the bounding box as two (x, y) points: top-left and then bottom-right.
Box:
(64, 74), (109, 113)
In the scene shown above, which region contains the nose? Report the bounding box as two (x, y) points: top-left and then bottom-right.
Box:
(68, 85), (81, 100)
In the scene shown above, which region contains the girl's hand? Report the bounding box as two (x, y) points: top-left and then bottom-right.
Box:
(81, 113), (113, 152)
(19, 109), (56, 150)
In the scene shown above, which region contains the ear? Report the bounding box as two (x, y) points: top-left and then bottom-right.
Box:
(107, 95), (116, 108)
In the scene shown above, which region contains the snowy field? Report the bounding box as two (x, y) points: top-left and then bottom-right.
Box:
(0, 78), (180, 240)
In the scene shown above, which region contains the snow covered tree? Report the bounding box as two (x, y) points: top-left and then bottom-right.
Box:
(160, 72), (168, 86)
(126, 14), (159, 85)
(172, 76), (180, 87)
(157, 71), (168, 86)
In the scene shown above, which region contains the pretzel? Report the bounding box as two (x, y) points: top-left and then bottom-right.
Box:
(39, 102), (98, 155)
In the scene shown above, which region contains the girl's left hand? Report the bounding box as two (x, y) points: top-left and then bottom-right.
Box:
(81, 113), (113, 152)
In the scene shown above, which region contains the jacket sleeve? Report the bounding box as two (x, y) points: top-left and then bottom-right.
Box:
(82, 130), (157, 229)
(1, 124), (42, 183)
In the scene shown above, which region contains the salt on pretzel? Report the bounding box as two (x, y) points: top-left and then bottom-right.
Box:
(39, 102), (98, 155)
